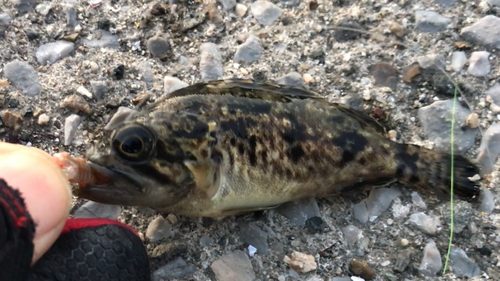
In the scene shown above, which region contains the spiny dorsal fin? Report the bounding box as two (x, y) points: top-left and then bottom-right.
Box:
(333, 103), (387, 134)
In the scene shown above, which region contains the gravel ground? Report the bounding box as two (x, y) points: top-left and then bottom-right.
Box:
(1, 0), (500, 280)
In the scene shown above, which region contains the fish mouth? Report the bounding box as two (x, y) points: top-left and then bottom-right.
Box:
(74, 162), (148, 206)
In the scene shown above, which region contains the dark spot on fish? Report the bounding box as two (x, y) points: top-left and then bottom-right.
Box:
(282, 114), (308, 143)
(227, 100), (272, 115)
(331, 132), (368, 164)
(230, 138), (236, 146)
(396, 163), (405, 177)
(395, 145), (419, 174)
(238, 143), (245, 155)
(156, 140), (185, 163)
(248, 135), (257, 166)
(172, 121), (209, 139)
(286, 168), (293, 178)
(289, 145), (305, 163)
(185, 100), (210, 113)
(409, 175), (419, 183)
(358, 157), (366, 165)
(261, 151), (267, 163)
(200, 149), (208, 158)
(330, 115), (345, 124)
(220, 118), (257, 139)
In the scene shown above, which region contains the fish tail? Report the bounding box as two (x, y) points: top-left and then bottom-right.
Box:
(394, 144), (481, 201)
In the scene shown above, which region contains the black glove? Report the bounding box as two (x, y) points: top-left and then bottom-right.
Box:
(0, 178), (151, 281)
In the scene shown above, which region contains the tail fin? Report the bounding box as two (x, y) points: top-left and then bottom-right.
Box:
(394, 144), (481, 201)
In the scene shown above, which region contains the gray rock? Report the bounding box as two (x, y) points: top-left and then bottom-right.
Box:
(146, 216), (174, 242)
(36, 41), (75, 65)
(408, 212), (441, 235)
(73, 201), (122, 219)
(411, 192), (427, 209)
(477, 122), (500, 174)
(468, 51), (490, 77)
(4, 60), (41, 96)
(451, 51), (467, 72)
(200, 42), (223, 82)
(218, 0), (236, 10)
(164, 76), (189, 96)
(353, 187), (401, 223)
(65, 5), (77, 27)
(394, 249), (413, 272)
(478, 187), (495, 214)
(461, 15), (500, 49)
(435, 0), (457, 7)
(83, 30), (120, 50)
(35, 3), (51, 15)
(331, 278), (351, 281)
(90, 80), (108, 100)
(0, 13), (12, 26)
(199, 235), (214, 247)
(276, 198), (321, 226)
(415, 10), (451, 33)
(152, 257), (197, 280)
(444, 201), (474, 233)
(275, 72), (306, 88)
(251, 1), (283, 26)
(342, 225), (368, 256)
(450, 248), (481, 277)
(488, 0), (500, 6)
(138, 62), (154, 87)
(15, 0), (36, 13)
(418, 239), (442, 277)
(234, 36), (262, 63)
(64, 114), (81, 145)
(147, 37), (170, 57)
(486, 83), (500, 105)
(238, 221), (268, 255)
(417, 99), (479, 154)
(391, 198), (411, 218)
(211, 251), (256, 281)
(417, 54), (445, 70)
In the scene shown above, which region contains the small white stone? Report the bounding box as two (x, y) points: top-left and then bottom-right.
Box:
(468, 51), (491, 77)
(248, 245), (257, 257)
(235, 4), (248, 17)
(37, 113), (50, 125)
(76, 85), (93, 98)
(400, 238), (409, 247)
(451, 51), (467, 72)
(303, 73), (315, 83)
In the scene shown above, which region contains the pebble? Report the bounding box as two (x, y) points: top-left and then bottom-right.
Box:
(275, 72), (306, 88)
(436, 0), (457, 7)
(467, 51), (491, 77)
(283, 251), (317, 273)
(73, 201), (122, 219)
(331, 277), (351, 281)
(488, 0), (500, 6)
(200, 42), (223, 82)
(61, 95), (91, 115)
(234, 36), (262, 63)
(164, 76), (188, 96)
(37, 113), (50, 125)
(409, 212), (441, 235)
(415, 10), (451, 33)
(4, 60), (41, 96)
(90, 80), (108, 100)
(389, 22), (405, 37)
(0, 110), (22, 131)
(65, 5), (77, 27)
(411, 192), (427, 209)
(112, 65), (125, 80)
(486, 83), (500, 105)
(333, 19), (364, 42)
(394, 249), (412, 273)
(353, 187), (401, 223)
(450, 248), (481, 277)
(251, 1), (283, 26)
(368, 62), (398, 91)
(478, 187), (495, 214)
(466, 113), (480, 129)
(146, 216), (174, 242)
(477, 122), (500, 174)
(451, 51), (467, 72)
(417, 54), (446, 70)
(83, 30), (120, 50)
(199, 235), (214, 247)
(219, 0), (236, 10)
(349, 259), (375, 280)
(460, 15), (500, 49)
(76, 86), (92, 99)
(0, 13), (12, 26)
(64, 114), (81, 145)
(210, 251), (256, 281)
(235, 4), (248, 17)
(152, 257), (197, 281)
(419, 239), (442, 277)
(417, 99), (479, 154)
(276, 198), (321, 226)
(402, 63), (421, 84)
(138, 62), (154, 87)
(238, 221), (268, 255)
(303, 73), (315, 84)
(15, 0), (36, 13)
(392, 198), (411, 218)
(304, 216), (325, 234)
(342, 225), (368, 256)
(147, 37), (170, 58)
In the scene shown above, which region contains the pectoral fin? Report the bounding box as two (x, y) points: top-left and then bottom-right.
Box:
(184, 160), (221, 199)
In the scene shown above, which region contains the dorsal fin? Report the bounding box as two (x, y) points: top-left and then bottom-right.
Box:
(334, 103), (387, 134)
(157, 79), (324, 103)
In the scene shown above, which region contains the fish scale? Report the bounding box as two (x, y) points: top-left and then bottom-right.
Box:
(63, 79), (480, 218)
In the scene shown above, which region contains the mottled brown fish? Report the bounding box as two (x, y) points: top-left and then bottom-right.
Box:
(54, 79), (481, 218)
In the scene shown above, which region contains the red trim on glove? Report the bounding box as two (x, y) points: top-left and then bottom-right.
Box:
(62, 218), (138, 236)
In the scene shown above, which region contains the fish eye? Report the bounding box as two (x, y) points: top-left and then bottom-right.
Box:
(112, 125), (155, 162)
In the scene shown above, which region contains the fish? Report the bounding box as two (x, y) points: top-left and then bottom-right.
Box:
(53, 79), (481, 218)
